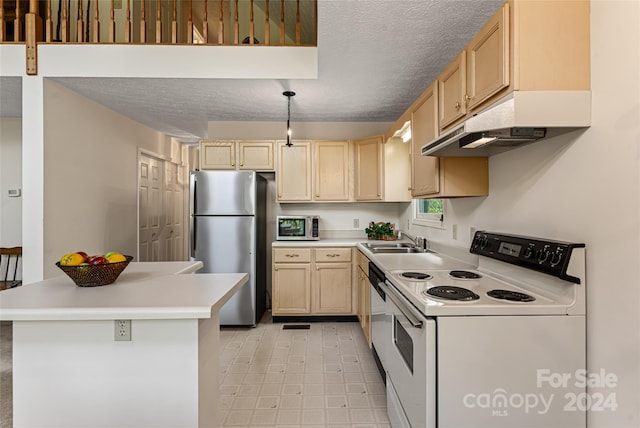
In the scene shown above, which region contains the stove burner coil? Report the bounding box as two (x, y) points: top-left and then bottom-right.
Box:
(401, 272), (433, 280)
(487, 289), (536, 302)
(424, 286), (480, 301)
(449, 270), (482, 279)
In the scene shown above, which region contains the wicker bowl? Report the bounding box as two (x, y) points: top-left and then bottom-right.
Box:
(55, 256), (134, 287)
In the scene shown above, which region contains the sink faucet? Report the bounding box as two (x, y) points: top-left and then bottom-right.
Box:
(398, 230), (428, 250)
(398, 230), (418, 245)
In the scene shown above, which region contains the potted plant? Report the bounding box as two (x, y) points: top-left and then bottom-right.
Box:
(365, 222), (396, 240)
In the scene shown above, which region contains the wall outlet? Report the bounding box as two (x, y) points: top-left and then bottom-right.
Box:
(353, 218), (359, 228)
(115, 320), (131, 341)
(452, 224), (458, 240)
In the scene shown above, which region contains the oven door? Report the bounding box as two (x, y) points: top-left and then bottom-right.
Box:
(369, 262), (389, 376)
(381, 281), (436, 428)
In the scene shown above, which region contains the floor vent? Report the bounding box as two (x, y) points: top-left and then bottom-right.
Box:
(282, 324), (311, 330)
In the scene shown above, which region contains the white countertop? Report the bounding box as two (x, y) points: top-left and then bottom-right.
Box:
(0, 261), (248, 321)
(272, 238), (364, 247)
(271, 238), (477, 273)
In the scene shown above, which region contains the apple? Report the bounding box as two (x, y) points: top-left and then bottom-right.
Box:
(76, 251), (89, 262)
(89, 256), (109, 265)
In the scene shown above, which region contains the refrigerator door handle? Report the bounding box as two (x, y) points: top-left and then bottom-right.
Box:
(190, 216), (196, 258)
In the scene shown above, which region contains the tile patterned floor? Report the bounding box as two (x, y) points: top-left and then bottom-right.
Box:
(219, 314), (391, 428)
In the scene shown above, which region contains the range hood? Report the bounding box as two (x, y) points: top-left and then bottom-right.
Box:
(421, 91), (591, 157)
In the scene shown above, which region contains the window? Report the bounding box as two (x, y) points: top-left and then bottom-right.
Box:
(414, 198), (443, 225)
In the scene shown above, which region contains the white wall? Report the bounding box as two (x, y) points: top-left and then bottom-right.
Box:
(403, 2), (640, 426)
(42, 80), (193, 279)
(0, 118), (22, 248)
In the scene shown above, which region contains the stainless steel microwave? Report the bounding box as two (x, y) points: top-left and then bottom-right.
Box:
(276, 216), (320, 240)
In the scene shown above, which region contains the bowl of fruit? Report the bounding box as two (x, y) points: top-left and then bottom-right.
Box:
(56, 251), (134, 287)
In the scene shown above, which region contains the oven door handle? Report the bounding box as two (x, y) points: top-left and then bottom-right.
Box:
(380, 281), (423, 328)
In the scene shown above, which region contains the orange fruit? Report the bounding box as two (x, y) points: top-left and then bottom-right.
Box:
(60, 253), (85, 266)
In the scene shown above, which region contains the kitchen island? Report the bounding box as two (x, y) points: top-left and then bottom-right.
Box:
(0, 261), (246, 428)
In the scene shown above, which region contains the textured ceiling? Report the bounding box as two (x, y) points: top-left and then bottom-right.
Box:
(0, 0), (504, 143)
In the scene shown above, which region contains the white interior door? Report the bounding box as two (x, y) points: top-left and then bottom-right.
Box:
(139, 154), (163, 262)
(162, 162), (185, 261)
(139, 153), (187, 262)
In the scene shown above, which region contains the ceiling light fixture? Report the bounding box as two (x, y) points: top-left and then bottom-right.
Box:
(283, 91), (296, 147)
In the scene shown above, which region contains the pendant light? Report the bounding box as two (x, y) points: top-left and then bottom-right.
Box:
(283, 91), (296, 147)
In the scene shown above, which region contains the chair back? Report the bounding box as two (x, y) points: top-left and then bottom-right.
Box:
(0, 246), (22, 289)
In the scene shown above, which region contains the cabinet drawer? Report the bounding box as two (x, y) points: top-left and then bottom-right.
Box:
(314, 248), (352, 263)
(273, 248), (311, 263)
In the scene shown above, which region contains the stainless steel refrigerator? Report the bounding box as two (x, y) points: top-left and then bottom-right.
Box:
(189, 170), (267, 326)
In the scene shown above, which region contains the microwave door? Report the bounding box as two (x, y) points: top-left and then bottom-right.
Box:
(278, 218), (306, 239)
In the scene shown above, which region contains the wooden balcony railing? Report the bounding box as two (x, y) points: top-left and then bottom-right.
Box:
(1, 0), (317, 73)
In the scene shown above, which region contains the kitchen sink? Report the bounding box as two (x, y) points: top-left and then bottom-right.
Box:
(363, 242), (417, 249)
(363, 242), (432, 254)
(368, 247), (428, 254)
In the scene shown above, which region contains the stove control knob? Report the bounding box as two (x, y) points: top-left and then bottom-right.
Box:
(523, 247), (534, 259)
(479, 236), (489, 249)
(537, 249), (550, 263)
(550, 252), (563, 266)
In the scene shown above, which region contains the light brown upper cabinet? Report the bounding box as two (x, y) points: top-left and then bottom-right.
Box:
(438, 3), (509, 130)
(276, 140), (313, 202)
(436, 0), (589, 131)
(200, 140), (275, 171)
(410, 82), (440, 197)
(465, 2), (510, 111)
(354, 135), (383, 201)
(314, 141), (350, 201)
(238, 141), (274, 171)
(199, 140), (236, 170)
(438, 51), (467, 130)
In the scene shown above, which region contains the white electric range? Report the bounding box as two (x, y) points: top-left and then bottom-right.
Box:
(375, 231), (587, 428)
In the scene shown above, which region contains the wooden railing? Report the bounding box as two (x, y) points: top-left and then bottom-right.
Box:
(1, 0), (316, 45)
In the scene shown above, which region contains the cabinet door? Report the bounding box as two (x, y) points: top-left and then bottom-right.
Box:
(411, 83), (440, 196)
(438, 51), (467, 129)
(199, 141), (236, 170)
(239, 141), (274, 171)
(273, 263), (311, 315)
(353, 135), (383, 201)
(313, 263), (353, 314)
(363, 270), (371, 346)
(314, 141), (350, 201)
(466, 3), (509, 111)
(276, 141), (312, 202)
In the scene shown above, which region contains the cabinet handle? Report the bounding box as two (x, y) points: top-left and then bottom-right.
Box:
(455, 101), (461, 110)
(464, 94), (471, 104)
(240, 163), (244, 167)
(285, 254), (299, 258)
(231, 163), (235, 166)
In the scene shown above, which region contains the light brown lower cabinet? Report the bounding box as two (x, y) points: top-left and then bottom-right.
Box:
(357, 250), (371, 347)
(272, 247), (354, 316)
